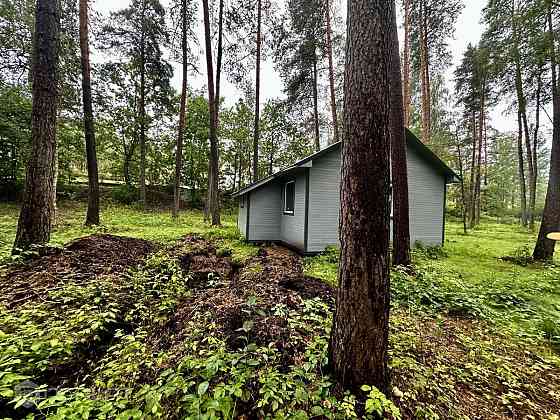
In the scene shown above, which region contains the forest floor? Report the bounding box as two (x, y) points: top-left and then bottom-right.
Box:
(0, 201), (559, 419)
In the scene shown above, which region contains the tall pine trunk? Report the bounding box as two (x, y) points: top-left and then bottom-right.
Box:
(455, 131), (468, 234)
(403, 0), (412, 127)
(517, 110), (528, 226)
(312, 52), (320, 151)
(139, 0), (147, 208)
(13, 0), (59, 253)
(325, 0), (339, 144)
(202, 0), (220, 225)
(512, 1), (534, 228)
(173, 0), (189, 219)
(534, 7), (560, 261)
(390, 5), (411, 267)
(252, 0), (262, 182)
(329, 0), (393, 394)
(79, 0), (100, 226)
(419, 2), (431, 143)
(469, 111), (477, 227)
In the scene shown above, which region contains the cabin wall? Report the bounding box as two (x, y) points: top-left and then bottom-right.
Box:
(307, 150), (342, 253)
(306, 145), (445, 253)
(246, 183), (281, 241)
(279, 172), (307, 251)
(407, 148), (446, 246)
(238, 194), (248, 237)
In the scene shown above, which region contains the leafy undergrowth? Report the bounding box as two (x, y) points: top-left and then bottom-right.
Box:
(1, 232), (559, 419)
(0, 234), (399, 419)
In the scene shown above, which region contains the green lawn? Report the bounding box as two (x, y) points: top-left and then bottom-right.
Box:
(0, 201), (255, 263)
(305, 219), (560, 345)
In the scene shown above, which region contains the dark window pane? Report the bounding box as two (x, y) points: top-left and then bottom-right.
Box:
(285, 181), (295, 213)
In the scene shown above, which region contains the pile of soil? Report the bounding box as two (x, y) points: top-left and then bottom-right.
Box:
(0, 234), (154, 309)
(153, 236), (334, 363)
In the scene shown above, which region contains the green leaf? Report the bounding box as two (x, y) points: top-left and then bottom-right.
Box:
(197, 381), (209, 396)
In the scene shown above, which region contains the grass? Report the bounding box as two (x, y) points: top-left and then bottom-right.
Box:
(304, 220), (560, 346)
(0, 201), (256, 264)
(1, 201), (559, 418)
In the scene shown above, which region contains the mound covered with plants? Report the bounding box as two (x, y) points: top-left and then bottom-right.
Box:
(0, 234), (398, 419)
(0, 230), (559, 419)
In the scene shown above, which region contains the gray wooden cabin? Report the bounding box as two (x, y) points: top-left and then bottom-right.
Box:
(233, 130), (459, 254)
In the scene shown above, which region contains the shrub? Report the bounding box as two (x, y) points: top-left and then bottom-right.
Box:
(111, 185), (139, 205)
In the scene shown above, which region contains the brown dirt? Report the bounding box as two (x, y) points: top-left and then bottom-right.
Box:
(392, 313), (560, 419)
(0, 234), (154, 309)
(151, 236), (334, 366)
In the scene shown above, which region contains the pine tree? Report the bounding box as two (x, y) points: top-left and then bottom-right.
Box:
(329, 0), (395, 394)
(13, 0), (59, 253)
(79, 0), (100, 226)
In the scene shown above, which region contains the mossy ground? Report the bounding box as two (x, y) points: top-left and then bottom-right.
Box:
(0, 202), (559, 418)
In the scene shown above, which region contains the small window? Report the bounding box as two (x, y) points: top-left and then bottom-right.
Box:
(284, 181), (295, 215)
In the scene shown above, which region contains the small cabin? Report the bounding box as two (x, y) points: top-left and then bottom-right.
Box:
(233, 130), (459, 254)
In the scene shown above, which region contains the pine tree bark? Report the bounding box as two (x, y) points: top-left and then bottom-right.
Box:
(173, 0), (189, 219)
(325, 0), (339, 144)
(402, 0), (412, 127)
(390, 5), (411, 267)
(329, 0), (393, 394)
(455, 130), (468, 234)
(13, 0), (59, 253)
(202, 0), (220, 226)
(313, 53), (320, 151)
(512, 1), (534, 228)
(139, 0), (147, 208)
(252, 0), (262, 182)
(474, 95), (485, 226)
(468, 111), (477, 227)
(419, 1), (431, 143)
(534, 7), (559, 261)
(79, 0), (100, 226)
(517, 110), (528, 226)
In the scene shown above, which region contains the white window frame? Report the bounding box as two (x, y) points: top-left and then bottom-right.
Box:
(283, 181), (295, 215)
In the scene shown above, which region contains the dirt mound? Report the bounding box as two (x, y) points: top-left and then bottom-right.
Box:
(152, 238), (334, 363)
(0, 234), (154, 308)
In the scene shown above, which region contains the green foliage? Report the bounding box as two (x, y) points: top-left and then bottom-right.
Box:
(111, 185), (140, 205)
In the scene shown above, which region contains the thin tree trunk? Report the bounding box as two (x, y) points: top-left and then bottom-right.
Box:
(325, 0), (339, 144)
(512, 0), (534, 228)
(215, 0), (224, 119)
(13, 0), (59, 253)
(79, 0), (100, 226)
(531, 64), (543, 228)
(252, 0), (262, 182)
(469, 111), (477, 227)
(139, 0), (147, 208)
(518, 110), (528, 227)
(390, 5), (410, 267)
(329, 0), (393, 395)
(202, 0), (220, 226)
(419, 2), (431, 143)
(455, 131), (468, 234)
(403, 0), (411, 127)
(475, 93), (485, 226)
(534, 6), (560, 261)
(173, 0), (189, 219)
(313, 53), (320, 151)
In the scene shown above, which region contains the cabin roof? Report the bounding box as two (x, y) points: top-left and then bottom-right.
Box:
(232, 129), (459, 197)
